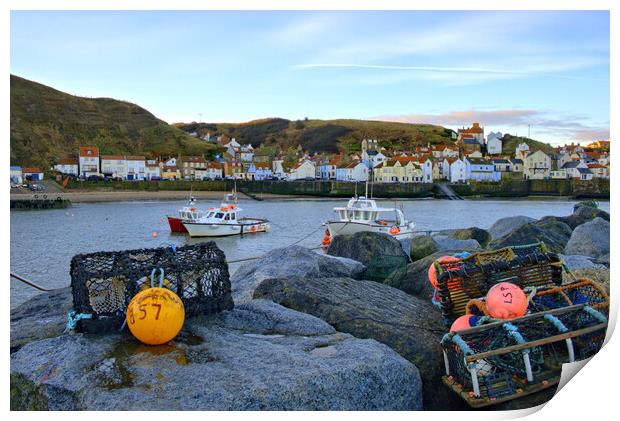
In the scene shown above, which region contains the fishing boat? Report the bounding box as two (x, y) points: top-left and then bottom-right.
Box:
(325, 164), (415, 241)
(182, 193), (270, 237)
(167, 195), (206, 233)
(326, 196), (415, 239)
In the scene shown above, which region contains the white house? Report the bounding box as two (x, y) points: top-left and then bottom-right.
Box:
(79, 146), (100, 177)
(562, 161), (588, 178)
(100, 155), (127, 179)
(486, 132), (503, 155)
(145, 162), (161, 180)
(587, 163), (609, 179)
(272, 157), (286, 178)
(288, 160), (316, 180)
(21, 167), (44, 181)
(550, 169), (568, 179)
(240, 144), (254, 162)
(205, 162), (224, 179)
(126, 156), (146, 180)
(418, 156), (433, 183)
(523, 150), (551, 180)
(577, 168), (594, 180)
(349, 162), (369, 182)
(10, 166), (22, 184)
(515, 143), (531, 160)
(53, 158), (79, 176)
(449, 159), (468, 183)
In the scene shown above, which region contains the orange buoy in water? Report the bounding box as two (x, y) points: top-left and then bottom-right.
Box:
(321, 229), (332, 247)
(250, 225), (257, 232)
(486, 282), (528, 319)
(126, 287), (185, 345)
(428, 256), (460, 289)
(152, 231), (159, 238)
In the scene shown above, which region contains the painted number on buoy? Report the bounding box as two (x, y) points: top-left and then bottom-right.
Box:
(128, 303), (162, 324)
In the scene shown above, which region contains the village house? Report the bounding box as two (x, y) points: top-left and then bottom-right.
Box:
(515, 143), (530, 160)
(288, 160), (315, 180)
(10, 166), (23, 184)
(53, 158), (79, 176)
(458, 122), (485, 143)
(161, 165), (180, 180)
(577, 168), (594, 180)
(180, 156), (208, 180)
(587, 163), (609, 179)
(449, 158), (468, 184)
(523, 150), (551, 180)
(145, 162), (161, 180)
(486, 132), (503, 155)
(550, 169), (568, 179)
(467, 158), (501, 182)
(418, 156), (433, 183)
(100, 155), (127, 179)
(21, 167), (44, 181)
(510, 158), (524, 173)
(272, 156), (286, 179)
(125, 156), (146, 180)
(247, 162), (273, 180)
(562, 161), (588, 179)
(204, 162), (224, 180)
(491, 158), (511, 173)
(374, 160), (401, 183)
(79, 146), (100, 177)
(240, 144), (254, 162)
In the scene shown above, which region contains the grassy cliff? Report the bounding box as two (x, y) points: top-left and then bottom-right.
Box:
(175, 118), (457, 154)
(10, 75), (219, 167)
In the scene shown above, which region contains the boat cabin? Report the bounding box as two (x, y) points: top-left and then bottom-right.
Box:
(333, 197), (405, 226)
(202, 205), (240, 223)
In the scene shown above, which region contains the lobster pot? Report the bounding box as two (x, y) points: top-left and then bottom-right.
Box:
(442, 304), (608, 407)
(434, 243), (563, 326)
(70, 242), (233, 333)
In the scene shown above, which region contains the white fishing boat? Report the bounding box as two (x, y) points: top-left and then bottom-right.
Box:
(325, 164), (415, 241)
(167, 195), (206, 233)
(327, 196), (415, 239)
(182, 193), (270, 237)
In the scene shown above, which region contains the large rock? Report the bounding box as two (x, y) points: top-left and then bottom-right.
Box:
(560, 254), (607, 270)
(564, 217), (610, 258)
(409, 235), (439, 262)
(489, 219), (572, 253)
(431, 235), (481, 251)
(254, 276), (466, 410)
(326, 231), (408, 266)
(231, 246), (365, 304)
(562, 205), (610, 229)
(11, 299), (422, 410)
(488, 216), (536, 240)
(451, 227), (491, 248)
(11, 287), (72, 353)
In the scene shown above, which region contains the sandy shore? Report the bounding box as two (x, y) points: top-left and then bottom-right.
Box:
(9, 190), (311, 203)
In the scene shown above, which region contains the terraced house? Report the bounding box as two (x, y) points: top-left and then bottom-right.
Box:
(180, 156), (207, 180)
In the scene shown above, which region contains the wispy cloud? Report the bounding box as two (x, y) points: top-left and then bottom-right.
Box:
(374, 109), (609, 143)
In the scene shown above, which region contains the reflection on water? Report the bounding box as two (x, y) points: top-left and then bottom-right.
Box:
(10, 197), (608, 308)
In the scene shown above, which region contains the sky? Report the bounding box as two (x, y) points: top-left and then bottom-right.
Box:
(10, 10), (610, 145)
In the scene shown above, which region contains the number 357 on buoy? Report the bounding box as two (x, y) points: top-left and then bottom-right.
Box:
(126, 287), (185, 345)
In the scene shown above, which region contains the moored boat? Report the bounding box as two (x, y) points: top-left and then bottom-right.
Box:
(182, 193), (270, 237)
(167, 196), (205, 233)
(326, 196), (415, 240)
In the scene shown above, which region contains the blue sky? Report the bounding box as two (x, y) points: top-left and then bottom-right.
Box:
(11, 10), (609, 144)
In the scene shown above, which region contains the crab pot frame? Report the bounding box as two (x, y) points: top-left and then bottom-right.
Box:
(70, 242), (233, 333)
(441, 304), (608, 408)
(434, 243), (563, 326)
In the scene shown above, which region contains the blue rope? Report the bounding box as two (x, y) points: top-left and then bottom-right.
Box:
(150, 268), (165, 288)
(453, 251), (472, 259)
(583, 306), (608, 323)
(450, 334), (475, 356)
(544, 314), (568, 333)
(503, 322), (530, 354)
(66, 310), (92, 331)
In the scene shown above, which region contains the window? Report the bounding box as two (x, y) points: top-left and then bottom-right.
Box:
(231, 213), (236, 220)
(215, 213), (224, 219)
(224, 214), (230, 221)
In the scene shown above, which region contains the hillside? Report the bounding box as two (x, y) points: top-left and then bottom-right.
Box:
(501, 134), (555, 155)
(175, 118), (458, 155)
(10, 75), (219, 167)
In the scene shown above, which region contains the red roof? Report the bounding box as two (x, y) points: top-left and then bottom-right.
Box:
(208, 162), (223, 169)
(57, 158), (78, 165)
(101, 155), (125, 160)
(21, 167), (42, 173)
(126, 156), (145, 161)
(79, 147), (99, 157)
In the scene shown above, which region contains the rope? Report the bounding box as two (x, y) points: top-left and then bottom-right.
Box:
(544, 314), (568, 333)
(502, 322), (530, 354)
(10, 272), (56, 292)
(65, 310), (92, 331)
(583, 306), (608, 323)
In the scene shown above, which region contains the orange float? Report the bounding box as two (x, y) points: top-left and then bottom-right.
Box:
(450, 314), (481, 332)
(485, 282), (528, 319)
(428, 255), (460, 289)
(389, 226), (401, 235)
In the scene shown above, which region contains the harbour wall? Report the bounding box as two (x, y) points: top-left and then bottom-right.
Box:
(65, 178), (609, 199)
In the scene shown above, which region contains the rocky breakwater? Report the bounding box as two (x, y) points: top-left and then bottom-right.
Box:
(11, 250), (422, 410)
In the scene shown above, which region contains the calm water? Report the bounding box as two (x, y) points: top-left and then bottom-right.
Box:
(10, 197), (609, 308)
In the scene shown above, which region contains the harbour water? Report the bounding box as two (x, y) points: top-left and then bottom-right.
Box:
(10, 197), (609, 308)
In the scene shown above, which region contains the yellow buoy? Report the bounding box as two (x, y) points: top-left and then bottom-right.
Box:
(126, 287), (185, 345)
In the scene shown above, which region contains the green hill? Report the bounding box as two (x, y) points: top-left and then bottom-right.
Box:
(175, 118), (458, 155)
(501, 134), (555, 155)
(10, 75), (219, 168)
